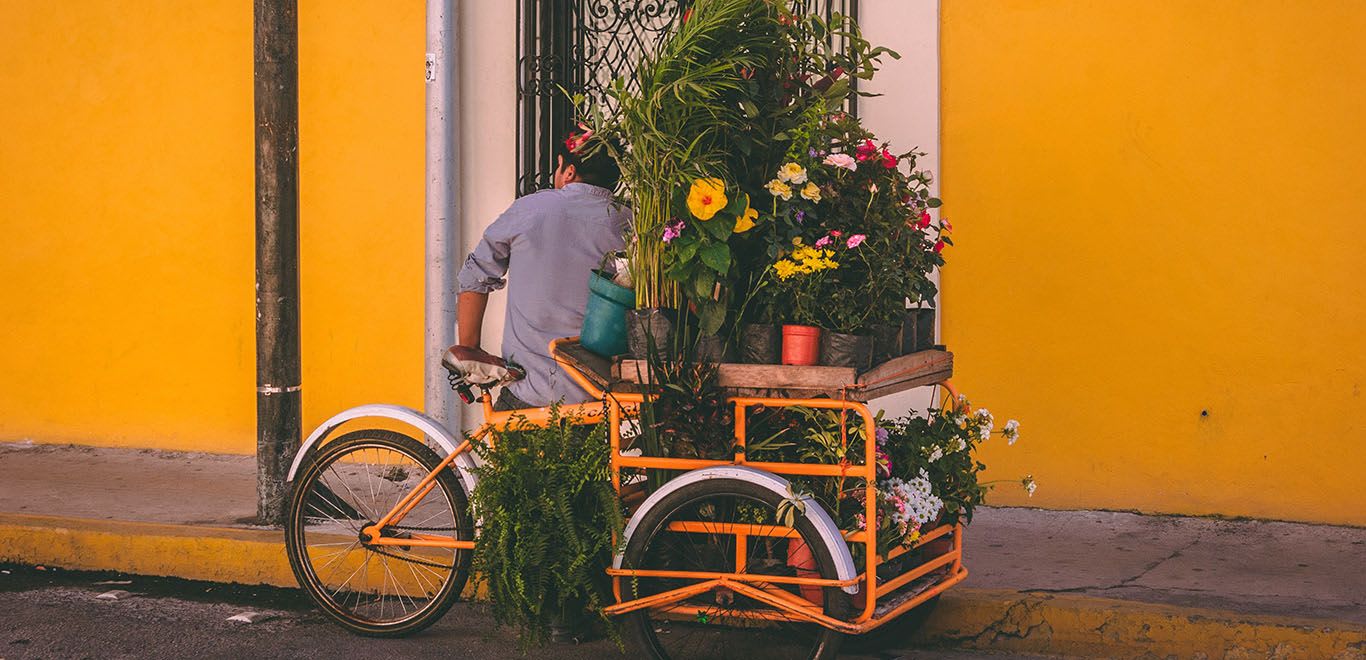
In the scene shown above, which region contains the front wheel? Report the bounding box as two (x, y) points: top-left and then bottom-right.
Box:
(619, 477), (850, 660)
(285, 430), (472, 637)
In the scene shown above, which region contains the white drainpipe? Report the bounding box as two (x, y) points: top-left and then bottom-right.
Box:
(424, 0), (460, 432)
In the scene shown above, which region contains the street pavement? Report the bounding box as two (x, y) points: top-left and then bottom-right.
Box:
(0, 565), (1058, 660)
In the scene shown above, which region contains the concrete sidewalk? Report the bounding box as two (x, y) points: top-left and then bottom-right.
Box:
(2, 441), (1364, 657)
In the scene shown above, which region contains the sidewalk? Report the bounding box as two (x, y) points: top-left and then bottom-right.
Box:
(2, 441), (1364, 657)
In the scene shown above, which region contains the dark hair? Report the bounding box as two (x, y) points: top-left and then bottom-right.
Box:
(556, 133), (622, 190)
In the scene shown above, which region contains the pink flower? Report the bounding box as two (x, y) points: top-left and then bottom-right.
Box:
(855, 139), (879, 162)
(830, 230), (843, 238)
(822, 153), (857, 172)
(814, 235), (832, 248)
(918, 212), (932, 229)
(662, 218), (685, 243)
(846, 234), (866, 249)
(880, 148), (897, 169)
(941, 217), (953, 233)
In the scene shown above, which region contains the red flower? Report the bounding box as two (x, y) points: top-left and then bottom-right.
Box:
(855, 139), (879, 162)
(830, 230), (843, 237)
(919, 212), (932, 228)
(880, 149), (897, 169)
(933, 240), (945, 254)
(682, 8), (692, 23)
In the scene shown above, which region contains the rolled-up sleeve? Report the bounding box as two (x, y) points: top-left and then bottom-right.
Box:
(457, 206), (520, 294)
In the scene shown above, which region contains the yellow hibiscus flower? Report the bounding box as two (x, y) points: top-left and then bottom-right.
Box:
(800, 182), (822, 203)
(777, 162), (808, 184)
(733, 204), (758, 233)
(686, 178), (727, 220)
(765, 178), (793, 201)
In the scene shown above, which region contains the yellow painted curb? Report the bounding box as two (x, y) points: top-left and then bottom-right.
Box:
(920, 589), (1366, 659)
(0, 513), (296, 587)
(3, 514), (1363, 657)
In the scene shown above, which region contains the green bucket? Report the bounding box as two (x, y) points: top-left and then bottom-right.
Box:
(581, 269), (634, 357)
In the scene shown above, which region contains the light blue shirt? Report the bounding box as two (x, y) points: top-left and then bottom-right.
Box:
(457, 182), (630, 406)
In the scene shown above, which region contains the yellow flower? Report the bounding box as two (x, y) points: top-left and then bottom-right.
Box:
(765, 178), (793, 201)
(777, 162), (808, 184)
(800, 182), (821, 203)
(774, 259), (799, 281)
(686, 178), (727, 220)
(733, 204), (758, 233)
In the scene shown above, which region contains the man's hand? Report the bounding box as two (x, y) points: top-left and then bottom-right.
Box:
(447, 345), (505, 368)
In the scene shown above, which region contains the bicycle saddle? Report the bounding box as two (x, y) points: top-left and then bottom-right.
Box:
(441, 345), (525, 386)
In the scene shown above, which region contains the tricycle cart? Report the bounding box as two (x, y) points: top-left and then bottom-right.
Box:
(283, 337), (967, 658)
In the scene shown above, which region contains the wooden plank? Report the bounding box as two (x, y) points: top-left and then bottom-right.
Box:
(552, 341), (615, 392)
(611, 349), (954, 401)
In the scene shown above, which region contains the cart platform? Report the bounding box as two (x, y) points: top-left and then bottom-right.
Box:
(552, 339), (953, 401)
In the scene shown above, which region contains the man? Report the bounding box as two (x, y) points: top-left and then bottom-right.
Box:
(451, 133), (629, 411)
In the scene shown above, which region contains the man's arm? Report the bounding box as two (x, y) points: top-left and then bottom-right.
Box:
(457, 291), (488, 349)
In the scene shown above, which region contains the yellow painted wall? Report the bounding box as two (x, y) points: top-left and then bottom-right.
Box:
(941, 0), (1366, 525)
(0, 2), (426, 453)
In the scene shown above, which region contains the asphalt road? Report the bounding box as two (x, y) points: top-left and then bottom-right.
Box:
(0, 565), (1053, 660)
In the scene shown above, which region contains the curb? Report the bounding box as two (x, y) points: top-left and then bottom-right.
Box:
(4, 513), (1363, 658)
(919, 589), (1366, 659)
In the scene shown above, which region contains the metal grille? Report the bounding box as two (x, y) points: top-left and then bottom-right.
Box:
(516, 0), (858, 196)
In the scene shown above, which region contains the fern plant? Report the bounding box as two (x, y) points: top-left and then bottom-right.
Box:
(470, 406), (624, 647)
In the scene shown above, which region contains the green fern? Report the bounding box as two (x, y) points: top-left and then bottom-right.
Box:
(470, 405), (624, 648)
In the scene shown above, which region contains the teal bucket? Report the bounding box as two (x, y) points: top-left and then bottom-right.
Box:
(581, 269), (634, 357)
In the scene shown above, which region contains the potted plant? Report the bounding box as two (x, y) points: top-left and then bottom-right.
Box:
(471, 407), (624, 647)
(765, 241), (840, 365)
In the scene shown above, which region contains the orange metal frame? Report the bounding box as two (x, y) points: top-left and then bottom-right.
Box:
(357, 337), (968, 635)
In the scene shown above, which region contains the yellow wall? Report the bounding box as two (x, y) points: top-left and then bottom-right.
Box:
(941, 0), (1366, 525)
(0, 2), (426, 453)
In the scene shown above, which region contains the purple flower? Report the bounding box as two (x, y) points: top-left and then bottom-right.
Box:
(795, 210), (806, 223)
(875, 426), (889, 444)
(662, 218), (685, 243)
(808, 147), (818, 158)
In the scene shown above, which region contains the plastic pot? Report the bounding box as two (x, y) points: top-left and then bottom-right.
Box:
(900, 308), (936, 354)
(695, 334), (732, 363)
(781, 324), (821, 366)
(786, 538), (824, 605)
(580, 270), (634, 357)
(819, 331), (873, 369)
(870, 324), (901, 366)
(626, 307), (675, 360)
(739, 323), (780, 364)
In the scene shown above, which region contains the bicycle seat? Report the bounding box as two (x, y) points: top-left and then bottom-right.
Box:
(441, 345), (524, 386)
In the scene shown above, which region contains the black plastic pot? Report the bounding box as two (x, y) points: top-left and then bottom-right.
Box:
(626, 307), (675, 360)
(819, 331), (873, 369)
(870, 324), (901, 366)
(695, 335), (732, 363)
(900, 308), (936, 354)
(739, 323), (780, 364)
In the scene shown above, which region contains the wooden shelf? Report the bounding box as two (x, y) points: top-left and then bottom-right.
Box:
(554, 339), (952, 402)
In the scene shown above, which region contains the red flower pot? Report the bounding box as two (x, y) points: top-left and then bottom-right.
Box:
(786, 538), (824, 605)
(781, 324), (821, 366)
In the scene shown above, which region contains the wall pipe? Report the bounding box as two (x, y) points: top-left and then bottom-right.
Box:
(424, 0), (460, 433)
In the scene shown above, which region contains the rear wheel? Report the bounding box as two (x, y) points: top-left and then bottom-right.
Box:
(285, 430), (472, 637)
(620, 478), (850, 660)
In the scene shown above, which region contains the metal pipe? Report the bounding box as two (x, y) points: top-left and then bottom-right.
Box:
(425, 0), (460, 433)
(253, 0), (302, 526)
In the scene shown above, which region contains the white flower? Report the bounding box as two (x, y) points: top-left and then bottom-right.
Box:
(1024, 475), (1037, 497)
(882, 470), (943, 528)
(822, 153), (857, 171)
(954, 437), (967, 452)
(928, 446), (943, 463)
(1002, 420), (1020, 445)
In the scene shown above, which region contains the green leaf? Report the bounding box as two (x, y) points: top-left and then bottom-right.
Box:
(701, 215), (732, 240)
(740, 100), (759, 118)
(693, 269), (716, 300)
(698, 301), (725, 336)
(674, 238), (700, 263)
(700, 243), (731, 274)
(927, 198), (942, 208)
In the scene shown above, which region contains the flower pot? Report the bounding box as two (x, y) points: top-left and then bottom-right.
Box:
(580, 270), (635, 357)
(786, 538), (824, 605)
(900, 308), (936, 354)
(819, 331), (873, 369)
(780, 324), (821, 366)
(870, 323), (901, 366)
(695, 334), (732, 363)
(626, 307), (675, 360)
(739, 323), (780, 364)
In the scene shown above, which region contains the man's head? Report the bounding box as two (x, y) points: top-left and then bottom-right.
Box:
(554, 131), (622, 190)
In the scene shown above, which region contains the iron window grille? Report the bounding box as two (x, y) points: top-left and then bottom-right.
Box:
(516, 0), (858, 196)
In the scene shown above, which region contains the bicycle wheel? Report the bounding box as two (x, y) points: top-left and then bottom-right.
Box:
(285, 430), (472, 637)
(620, 477), (850, 660)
